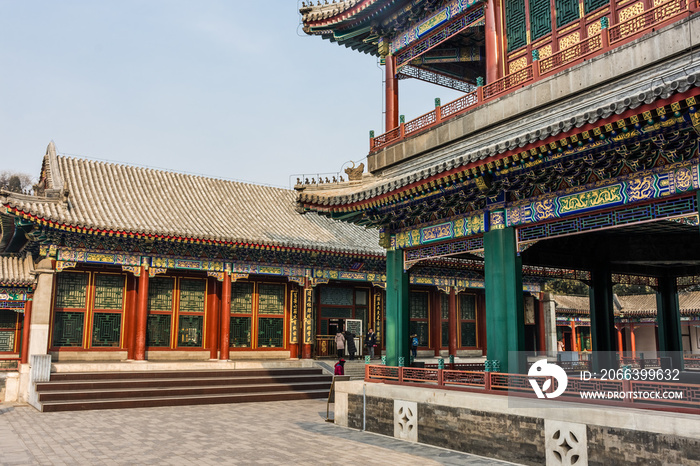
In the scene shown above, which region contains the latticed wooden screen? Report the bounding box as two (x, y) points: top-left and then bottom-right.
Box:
(258, 317), (283, 347)
(530, 0), (552, 41)
(147, 314), (171, 347)
(92, 313), (121, 347)
(93, 274), (124, 310)
(505, 0), (527, 52)
(409, 292), (429, 346)
(148, 277), (174, 311)
(52, 311), (84, 347)
(258, 284), (284, 315)
(231, 283), (253, 314)
(178, 315), (202, 347)
(320, 287), (354, 306)
(460, 295), (476, 320)
(230, 316), (251, 347)
(179, 279), (206, 313)
(585, 0), (609, 14)
(555, 0), (580, 27)
(459, 294), (477, 347)
(55, 273), (88, 309)
(409, 292), (428, 319)
(0, 311), (17, 352)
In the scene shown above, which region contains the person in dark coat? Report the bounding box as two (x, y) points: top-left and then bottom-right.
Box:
(365, 328), (377, 359)
(345, 330), (357, 360)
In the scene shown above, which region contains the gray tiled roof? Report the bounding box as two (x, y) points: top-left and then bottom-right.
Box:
(2, 144), (384, 256)
(0, 255), (35, 286)
(553, 293), (700, 317)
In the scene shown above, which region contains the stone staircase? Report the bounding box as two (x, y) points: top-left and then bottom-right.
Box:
(34, 367), (332, 412)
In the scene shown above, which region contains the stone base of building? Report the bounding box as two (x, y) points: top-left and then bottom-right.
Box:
(334, 380), (700, 466)
(49, 350), (293, 361)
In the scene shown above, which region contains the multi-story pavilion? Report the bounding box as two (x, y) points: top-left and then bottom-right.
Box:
(299, 0), (700, 372)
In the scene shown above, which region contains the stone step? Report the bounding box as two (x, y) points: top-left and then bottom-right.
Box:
(38, 381), (331, 402)
(35, 367), (332, 412)
(40, 389), (330, 412)
(37, 373), (330, 392)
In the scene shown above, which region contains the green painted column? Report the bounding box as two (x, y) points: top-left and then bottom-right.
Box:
(385, 249), (409, 366)
(589, 263), (617, 372)
(656, 275), (684, 370)
(484, 226), (525, 373)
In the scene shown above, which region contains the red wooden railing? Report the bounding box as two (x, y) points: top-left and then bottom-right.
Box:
(369, 0), (693, 153)
(365, 364), (700, 412)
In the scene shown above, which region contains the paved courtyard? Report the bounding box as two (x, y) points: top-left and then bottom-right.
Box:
(0, 399), (521, 465)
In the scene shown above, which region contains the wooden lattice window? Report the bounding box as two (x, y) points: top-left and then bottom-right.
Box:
(556, 0), (581, 28)
(459, 294), (478, 348)
(177, 278), (206, 348)
(257, 283), (285, 348)
(231, 282), (253, 314)
(148, 277), (174, 311)
(93, 274), (124, 310)
(505, 0), (527, 53)
(179, 279), (206, 313)
(585, 0), (609, 14)
(55, 273), (88, 309)
(0, 311), (18, 352)
(147, 277), (174, 347)
(409, 291), (429, 347)
(530, 0), (553, 41)
(230, 282), (253, 347)
(258, 284), (285, 315)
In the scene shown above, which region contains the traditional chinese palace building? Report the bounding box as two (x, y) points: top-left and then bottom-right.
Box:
(1, 142), (555, 393)
(299, 0), (700, 372)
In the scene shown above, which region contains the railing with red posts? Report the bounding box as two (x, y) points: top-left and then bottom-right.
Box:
(685, 357), (700, 368)
(483, 65), (534, 100)
(539, 34), (603, 75)
(369, 0), (693, 153)
(365, 365), (700, 412)
(370, 126), (402, 151)
(0, 357), (20, 371)
(440, 90), (479, 119)
(609, 0), (688, 44)
(404, 108), (438, 137)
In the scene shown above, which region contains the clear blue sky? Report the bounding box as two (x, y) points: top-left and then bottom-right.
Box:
(0, 1), (462, 188)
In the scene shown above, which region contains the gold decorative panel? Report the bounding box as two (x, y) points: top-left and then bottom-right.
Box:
(538, 44), (552, 60)
(587, 21), (601, 38)
(509, 56), (528, 74)
(559, 32), (580, 50)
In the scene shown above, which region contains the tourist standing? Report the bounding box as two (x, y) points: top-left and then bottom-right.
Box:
(365, 328), (377, 359)
(335, 330), (345, 359)
(345, 330), (357, 360)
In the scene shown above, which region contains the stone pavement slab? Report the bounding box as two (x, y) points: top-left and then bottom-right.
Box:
(0, 400), (522, 465)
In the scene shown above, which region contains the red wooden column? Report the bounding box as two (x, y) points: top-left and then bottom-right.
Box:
(207, 276), (219, 360)
(616, 326), (624, 353)
(629, 322), (637, 355)
(125, 275), (137, 360)
(219, 271), (231, 360)
(134, 265), (149, 361)
(485, 0), (503, 84)
(448, 287), (458, 357)
(19, 298), (33, 364)
(570, 320), (578, 352)
(537, 295), (546, 354)
(385, 54), (399, 131)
